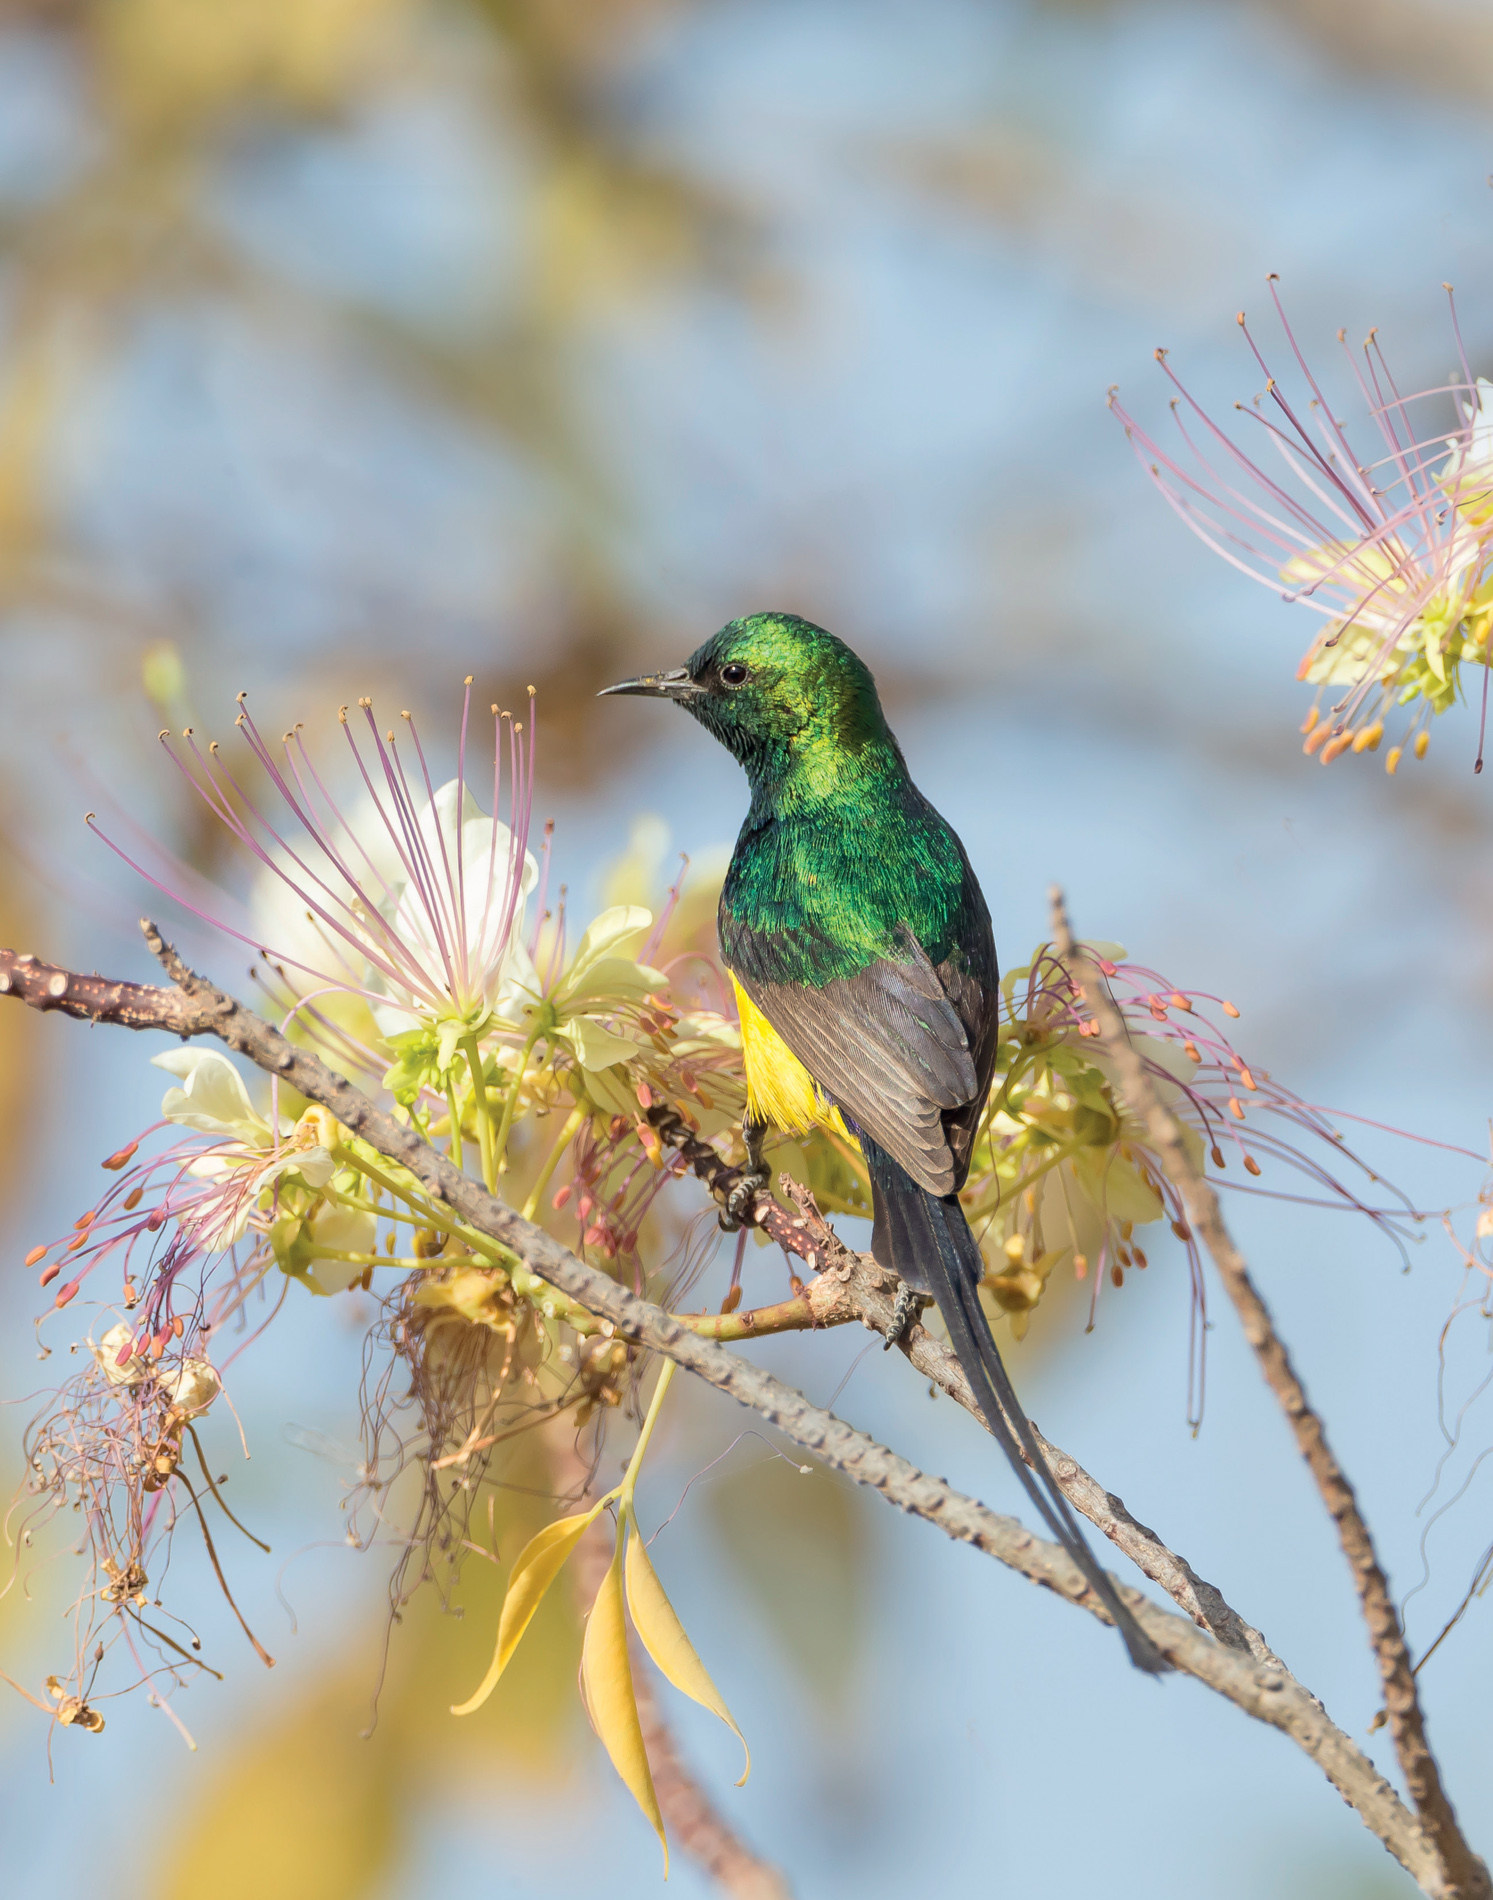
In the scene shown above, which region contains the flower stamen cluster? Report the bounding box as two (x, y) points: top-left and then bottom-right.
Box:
(1111, 279), (1493, 769)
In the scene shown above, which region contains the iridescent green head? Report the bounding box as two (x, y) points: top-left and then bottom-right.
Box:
(599, 611), (893, 787)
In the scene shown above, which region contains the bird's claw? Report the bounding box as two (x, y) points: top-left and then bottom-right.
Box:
(717, 1165), (769, 1232)
(883, 1280), (930, 1350)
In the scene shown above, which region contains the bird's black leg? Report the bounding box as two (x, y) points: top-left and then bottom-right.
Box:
(883, 1279), (931, 1350)
(718, 1119), (769, 1231)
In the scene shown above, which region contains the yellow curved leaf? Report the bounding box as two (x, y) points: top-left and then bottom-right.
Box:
(582, 1536), (667, 1873)
(451, 1507), (600, 1716)
(626, 1530), (750, 1786)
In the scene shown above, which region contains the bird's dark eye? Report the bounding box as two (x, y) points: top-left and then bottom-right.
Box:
(720, 662), (750, 687)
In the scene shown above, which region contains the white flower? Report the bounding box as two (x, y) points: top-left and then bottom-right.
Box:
(1440, 376), (1493, 484)
(363, 778), (538, 1037)
(99, 691), (544, 1058)
(152, 1048), (275, 1146)
(151, 1052), (338, 1252)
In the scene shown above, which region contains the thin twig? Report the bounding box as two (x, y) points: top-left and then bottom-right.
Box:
(1050, 887), (1489, 1900)
(0, 935), (1454, 1891)
(175, 1473), (275, 1670)
(185, 1424), (270, 1553)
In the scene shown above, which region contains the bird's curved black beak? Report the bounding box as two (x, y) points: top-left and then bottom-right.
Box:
(597, 667), (704, 701)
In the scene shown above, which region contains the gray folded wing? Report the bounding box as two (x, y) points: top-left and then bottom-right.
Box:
(734, 936), (977, 1196)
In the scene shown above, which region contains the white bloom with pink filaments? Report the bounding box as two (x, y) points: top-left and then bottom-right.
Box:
(1110, 278), (1493, 772)
(93, 681), (540, 1065)
(150, 1047), (336, 1253)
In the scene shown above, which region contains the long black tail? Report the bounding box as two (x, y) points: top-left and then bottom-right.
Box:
(871, 1160), (1168, 1675)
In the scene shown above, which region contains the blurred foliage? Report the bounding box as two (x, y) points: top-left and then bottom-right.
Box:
(160, 1439), (583, 1900)
(706, 1453), (868, 1712)
(0, 0), (755, 862)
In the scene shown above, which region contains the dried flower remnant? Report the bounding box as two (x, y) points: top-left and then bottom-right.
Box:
(1110, 280), (1493, 768)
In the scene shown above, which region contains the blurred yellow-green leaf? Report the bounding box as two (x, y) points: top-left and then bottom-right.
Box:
(452, 1502), (601, 1715)
(625, 1521), (749, 1785)
(581, 1535), (666, 1870)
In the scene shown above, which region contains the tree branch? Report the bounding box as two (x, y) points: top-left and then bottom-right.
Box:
(0, 934), (1453, 1892)
(1050, 888), (1490, 1900)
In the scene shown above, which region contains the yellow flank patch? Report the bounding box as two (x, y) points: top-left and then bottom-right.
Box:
(731, 976), (849, 1140)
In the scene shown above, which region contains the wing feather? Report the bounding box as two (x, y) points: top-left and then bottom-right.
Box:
(733, 930), (978, 1196)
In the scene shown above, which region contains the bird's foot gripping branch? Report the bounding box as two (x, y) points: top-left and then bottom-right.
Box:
(1, 682), (1487, 1895)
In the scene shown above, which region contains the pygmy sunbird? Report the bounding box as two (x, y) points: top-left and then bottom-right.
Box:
(603, 610), (1165, 1675)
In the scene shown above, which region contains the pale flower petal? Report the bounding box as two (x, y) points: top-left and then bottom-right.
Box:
(559, 907), (652, 994)
(302, 1205), (377, 1295)
(567, 1018), (646, 1073)
(152, 1049), (271, 1145)
(373, 779), (539, 1024)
